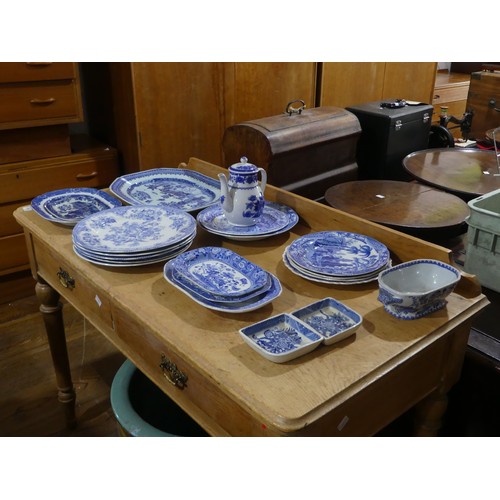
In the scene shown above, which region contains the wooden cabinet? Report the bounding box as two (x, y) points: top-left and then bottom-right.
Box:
(0, 62), (84, 165)
(319, 62), (437, 108)
(0, 136), (119, 277)
(83, 62), (317, 172)
(431, 71), (471, 138)
(0, 62), (83, 131)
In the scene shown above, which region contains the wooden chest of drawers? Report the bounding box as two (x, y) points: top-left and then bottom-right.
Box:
(0, 62), (83, 130)
(432, 72), (471, 139)
(0, 62), (83, 165)
(0, 136), (119, 277)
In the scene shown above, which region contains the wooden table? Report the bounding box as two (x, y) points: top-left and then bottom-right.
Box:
(14, 157), (489, 436)
(324, 180), (470, 239)
(403, 148), (500, 200)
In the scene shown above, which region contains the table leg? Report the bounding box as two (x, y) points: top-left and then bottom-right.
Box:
(413, 391), (449, 436)
(35, 278), (76, 430)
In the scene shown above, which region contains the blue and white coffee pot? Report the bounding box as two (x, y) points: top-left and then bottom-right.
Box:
(218, 157), (267, 226)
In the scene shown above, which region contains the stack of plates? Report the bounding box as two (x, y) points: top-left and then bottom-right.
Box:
(163, 246), (282, 313)
(31, 188), (121, 226)
(72, 205), (196, 267)
(109, 168), (220, 213)
(196, 201), (299, 241)
(283, 231), (391, 285)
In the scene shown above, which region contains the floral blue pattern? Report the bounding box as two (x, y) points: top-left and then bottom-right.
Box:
(31, 188), (121, 225)
(291, 297), (362, 344)
(72, 206), (196, 253)
(164, 263), (282, 313)
(197, 201), (295, 237)
(109, 168), (220, 212)
(170, 247), (268, 296)
(287, 231), (390, 277)
(377, 259), (461, 320)
(239, 313), (323, 362)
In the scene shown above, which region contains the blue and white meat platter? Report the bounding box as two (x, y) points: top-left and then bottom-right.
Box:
(109, 168), (220, 213)
(239, 314), (323, 363)
(170, 246), (269, 297)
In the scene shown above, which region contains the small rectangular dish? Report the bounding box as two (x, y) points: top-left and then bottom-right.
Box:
(239, 313), (323, 363)
(291, 297), (362, 345)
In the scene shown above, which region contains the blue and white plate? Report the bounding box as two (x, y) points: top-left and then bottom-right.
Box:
(73, 233), (196, 261)
(286, 231), (390, 277)
(74, 239), (194, 267)
(239, 313), (323, 362)
(32, 188), (121, 225)
(109, 168), (220, 213)
(283, 249), (391, 285)
(164, 264), (282, 313)
(72, 205), (196, 254)
(197, 201), (298, 240)
(165, 261), (272, 303)
(170, 246), (269, 297)
(291, 297), (362, 345)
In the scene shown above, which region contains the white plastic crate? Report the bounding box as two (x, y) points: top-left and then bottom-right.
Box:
(464, 188), (500, 292)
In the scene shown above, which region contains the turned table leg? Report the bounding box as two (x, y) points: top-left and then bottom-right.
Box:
(35, 278), (76, 429)
(413, 391), (449, 436)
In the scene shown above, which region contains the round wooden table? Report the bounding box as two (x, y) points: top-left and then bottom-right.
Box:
(403, 148), (500, 200)
(324, 180), (470, 239)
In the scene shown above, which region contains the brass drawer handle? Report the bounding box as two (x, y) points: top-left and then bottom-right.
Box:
(160, 354), (188, 389)
(76, 171), (98, 180)
(30, 97), (56, 105)
(26, 62), (53, 66)
(57, 268), (75, 289)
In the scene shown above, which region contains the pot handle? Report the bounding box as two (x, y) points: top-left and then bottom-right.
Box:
(258, 168), (267, 194)
(285, 99), (306, 115)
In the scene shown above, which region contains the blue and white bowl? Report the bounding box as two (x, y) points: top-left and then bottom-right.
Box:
(377, 259), (461, 320)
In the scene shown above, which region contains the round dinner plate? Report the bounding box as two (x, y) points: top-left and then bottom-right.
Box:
(286, 231), (390, 277)
(72, 205), (196, 254)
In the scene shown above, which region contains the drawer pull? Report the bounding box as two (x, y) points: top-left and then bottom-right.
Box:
(26, 62), (53, 66)
(30, 97), (56, 105)
(57, 268), (75, 289)
(76, 171), (98, 181)
(160, 354), (188, 389)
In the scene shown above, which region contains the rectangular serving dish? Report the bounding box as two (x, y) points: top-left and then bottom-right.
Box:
(291, 297), (362, 345)
(239, 313), (323, 363)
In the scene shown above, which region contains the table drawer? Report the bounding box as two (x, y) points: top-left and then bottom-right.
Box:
(0, 81), (81, 127)
(0, 233), (29, 274)
(33, 237), (115, 335)
(112, 307), (266, 436)
(0, 62), (76, 84)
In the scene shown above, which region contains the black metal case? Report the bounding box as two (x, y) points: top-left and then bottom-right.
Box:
(346, 100), (433, 180)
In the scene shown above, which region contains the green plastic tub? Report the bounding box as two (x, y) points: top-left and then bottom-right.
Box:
(110, 359), (208, 437)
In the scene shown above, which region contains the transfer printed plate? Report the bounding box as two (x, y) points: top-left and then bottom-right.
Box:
(286, 231), (390, 277)
(110, 168), (220, 212)
(72, 205), (196, 253)
(32, 188), (121, 224)
(170, 246), (269, 297)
